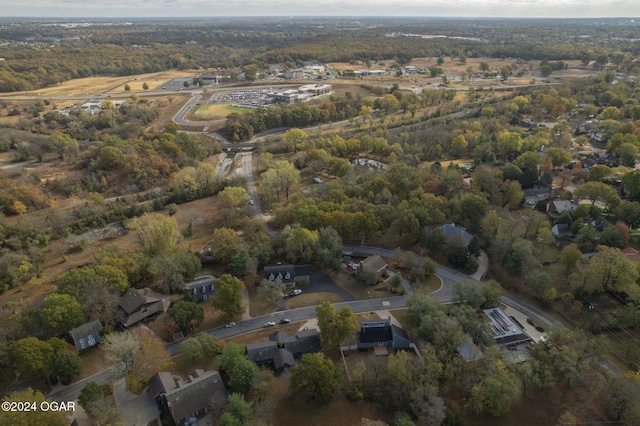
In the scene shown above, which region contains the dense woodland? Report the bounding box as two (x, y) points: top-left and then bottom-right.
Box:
(1, 18), (640, 92)
(1, 17), (640, 426)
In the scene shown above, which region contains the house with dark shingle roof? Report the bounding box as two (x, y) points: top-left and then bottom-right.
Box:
(358, 318), (412, 350)
(69, 319), (103, 351)
(149, 369), (227, 425)
(185, 275), (215, 303)
(246, 329), (321, 371)
(117, 288), (170, 328)
(263, 265), (310, 286)
(437, 223), (473, 246)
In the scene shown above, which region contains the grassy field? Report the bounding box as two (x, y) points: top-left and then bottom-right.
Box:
(284, 292), (345, 309)
(189, 103), (248, 121)
(328, 270), (397, 300)
(0, 70), (198, 98)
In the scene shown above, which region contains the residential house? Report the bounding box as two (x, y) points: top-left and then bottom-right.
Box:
(524, 187), (552, 205)
(591, 217), (611, 232)
(185, 275), (215, 303)
(246, 341), (295, 371)
(547, 200), (579, 218)
(149, 369), (227, 425)
(246, 329), (321, 371)
(551, 223), (570, 238)
(437, 223), (474, 246)
(69, 319), (103, 352)
(116, 288), (170, 328)
(456, 339), (485, 362)
(483, 308), (531, 346)
(359, 255), (388, 276)
(357, 317), (413, 351)
(263, 265), (310, 286)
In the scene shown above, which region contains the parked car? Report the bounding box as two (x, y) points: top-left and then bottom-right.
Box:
(288, 289), (302, 297)
(264, 321), (276, 327)
(225, 322), (236, 328)
(280, 318), (291, 324)
(313, 177), (323, 184)
(249, 199), (254, 205)
(49, 373), (59, 385)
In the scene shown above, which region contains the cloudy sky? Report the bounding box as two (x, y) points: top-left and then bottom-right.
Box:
(1, 0), (638, 19)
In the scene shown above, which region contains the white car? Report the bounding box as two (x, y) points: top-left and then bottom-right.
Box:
(225, 322), (236, 328)
(264, 321), (276, 327)
(249, 199), (254, 205)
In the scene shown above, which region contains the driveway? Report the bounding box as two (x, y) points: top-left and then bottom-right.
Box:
(113, 378), (159, 426)
(277, 270), (356, 311)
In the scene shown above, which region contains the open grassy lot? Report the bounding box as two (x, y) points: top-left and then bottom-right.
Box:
(188, 103), (248, 121)
(0, 70), (198, 98)
(284, 292), (345, 309)
(328, 270), (397, 300)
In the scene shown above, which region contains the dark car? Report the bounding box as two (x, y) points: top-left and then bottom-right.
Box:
(280, 318), (291, 324)
(49, 373), (59, 385)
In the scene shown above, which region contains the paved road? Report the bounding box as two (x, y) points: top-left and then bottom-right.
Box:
(48, 364), (123, 403)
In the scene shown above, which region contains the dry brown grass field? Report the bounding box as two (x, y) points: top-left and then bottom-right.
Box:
(0, 70), (198, 98)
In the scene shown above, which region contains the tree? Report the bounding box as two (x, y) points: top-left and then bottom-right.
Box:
(284, 128), (308, 152)
(208, 227), (243, 264)
(47, 132), (78, 159)
(78, 382), (112, 412)
(11, 337), (65, 380)
(450, 135), (468, 157)
(316, 301), (360, 349)
(284, 226), (319, 263)
(314, 226), (343, 270)
(525, 268), (556, 306)
(52, 349), (82, 385)
(274, 160), (300, 200)
(101, 330), (140, 373)
(482, 280), (504, 308)
(219, 186), (251, 210)
(258, 278), (286, 303)
(497, 131), (522, 159)
(290, 353), (339, 403)
(228, 357), (258, 393)
(124, 84), (131, 91)
(149, 250), (201, 293)
(469, 358), (521, 416)
(39, 293), (85, 335)
(578, 247), (638, 295)
(424, 229), (446, 252)
(574, 181), (620, 210)
(2, 389), (69, 426)
(357, 267), (379, 286)
(179, 337), (205, 366)
(452, 279), (485, 308)
(545, 147), (573, 169)
(128, 330), (173, 392)
(142, 82), (149, 90)
(219, 342), (246, 372)
(220, 393), (253, 426)
(559, 244), (581, 270)
(170, 300), (205, 333)
(127, 213), (182, 255)
(212, 274), (244, 321)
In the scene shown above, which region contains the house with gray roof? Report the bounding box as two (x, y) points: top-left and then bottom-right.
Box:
(117, 288), (170, 328)
(246, 329), (321, 371)
(437, 223), (473, 246)
(359, 255), (388, 276)
(263, 265), (310, 286)
(149, 369), (227, 425)
(69, 319), (103, 351)
(548, 200), (579, 218)
(185, 275), (215, 303)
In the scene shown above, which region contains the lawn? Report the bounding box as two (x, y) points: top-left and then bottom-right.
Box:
(414, 274), (442, 293)
(285, 292), (345, 309)
(188, 103), (248, 121)
(328, 270), (396, 300)
(1, 70), (198, 98)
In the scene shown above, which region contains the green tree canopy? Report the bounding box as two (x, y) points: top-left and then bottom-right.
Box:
(290, 353), (339, 404)
(316, 301), (360, 349)
(170, 300), (205, 333)
(212, 274), (245, 321)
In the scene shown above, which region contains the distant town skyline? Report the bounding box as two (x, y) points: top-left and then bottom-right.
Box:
(2, 0), (638, 19)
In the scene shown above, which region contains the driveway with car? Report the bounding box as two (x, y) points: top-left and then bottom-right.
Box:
(277, 270), (355, 311)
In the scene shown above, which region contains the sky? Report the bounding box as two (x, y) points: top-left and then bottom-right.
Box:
(1, 0), (638, 19)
